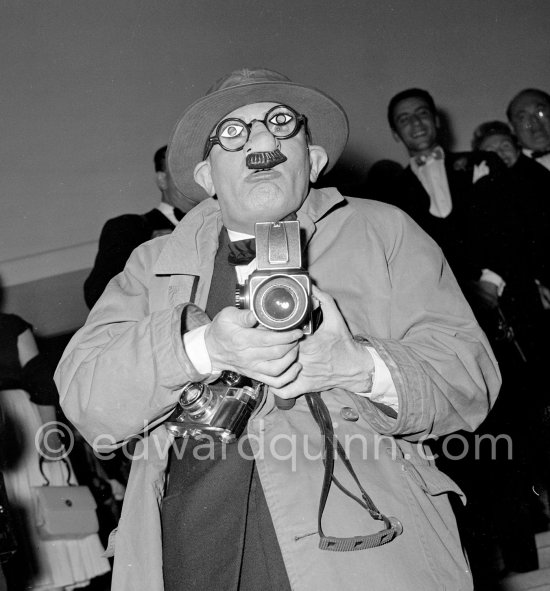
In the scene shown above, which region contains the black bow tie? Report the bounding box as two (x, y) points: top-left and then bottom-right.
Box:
(173, 208), (185, 221)
(531, 149), (550, 160)
(227, 238), (256, 266)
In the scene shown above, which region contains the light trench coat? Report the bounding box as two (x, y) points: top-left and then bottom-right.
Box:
(56, 188), (500, 591)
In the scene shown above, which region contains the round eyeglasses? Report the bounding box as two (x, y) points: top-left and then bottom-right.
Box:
(203, 104), (307, 159)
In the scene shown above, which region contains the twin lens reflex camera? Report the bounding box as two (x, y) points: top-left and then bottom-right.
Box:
(165, 221), (313, 443)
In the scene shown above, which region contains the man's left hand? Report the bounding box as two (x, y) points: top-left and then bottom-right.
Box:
(271, 286), (374, 400)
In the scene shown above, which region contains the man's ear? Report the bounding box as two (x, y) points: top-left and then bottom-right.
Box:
(193, 160), (216, 196)
(392, 130), (402, 144)
(308, 145), (329, 183)
(156, 171), (168, 191)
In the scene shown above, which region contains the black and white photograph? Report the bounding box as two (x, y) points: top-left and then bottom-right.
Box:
(1, 2), (549, 590)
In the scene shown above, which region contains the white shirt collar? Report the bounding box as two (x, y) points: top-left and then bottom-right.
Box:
(227, 228), (254, 241)
(156, 202), (179, 226)
(522, 148), (550, 171)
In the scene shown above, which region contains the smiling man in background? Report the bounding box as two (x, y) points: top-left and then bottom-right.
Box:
(385, 88), (506, 294)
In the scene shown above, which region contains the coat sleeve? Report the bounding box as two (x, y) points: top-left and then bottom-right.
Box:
(355, 206), (501, 441)
(55, 243), (207, 445)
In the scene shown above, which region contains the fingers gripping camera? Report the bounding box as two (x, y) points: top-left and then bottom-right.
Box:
(235, 221), (313, 334)
(165, 221), (312, 441)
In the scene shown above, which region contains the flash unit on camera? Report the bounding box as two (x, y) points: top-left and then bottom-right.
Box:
(235, 221), (313, 333)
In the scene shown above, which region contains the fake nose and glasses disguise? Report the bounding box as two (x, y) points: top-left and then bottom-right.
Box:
(203, 104), (307, 169)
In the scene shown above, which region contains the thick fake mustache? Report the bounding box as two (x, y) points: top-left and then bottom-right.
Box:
(246, 149), (287, 170)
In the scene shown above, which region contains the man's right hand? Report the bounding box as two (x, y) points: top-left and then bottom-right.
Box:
(204, 307), (303, 388)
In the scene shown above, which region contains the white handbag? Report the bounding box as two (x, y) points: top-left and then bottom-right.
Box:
(34, 457), (99, 540)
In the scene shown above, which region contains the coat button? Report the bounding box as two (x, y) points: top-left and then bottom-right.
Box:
(340, 406), (359, 421)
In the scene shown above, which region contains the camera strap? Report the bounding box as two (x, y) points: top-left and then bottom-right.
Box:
(305, 393), (403, 551)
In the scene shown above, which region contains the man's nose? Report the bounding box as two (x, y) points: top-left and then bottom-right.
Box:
(409, 115), (423, 128)
(245, 121), (279, 153)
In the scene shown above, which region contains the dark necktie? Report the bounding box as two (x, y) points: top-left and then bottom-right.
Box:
(173, 207), (185, 221)
(205, 227), (239, 318)
(165, 222), (291, 590)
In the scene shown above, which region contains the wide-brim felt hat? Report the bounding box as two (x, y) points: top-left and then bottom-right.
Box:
(167, 68), (349, 204)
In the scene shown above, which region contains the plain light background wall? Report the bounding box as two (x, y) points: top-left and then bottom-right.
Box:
(1, 0), (549, 332)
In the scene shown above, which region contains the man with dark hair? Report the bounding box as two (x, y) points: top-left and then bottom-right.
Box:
(387, 87), (437, 132)
(83, 145), (197, 308)
(507, 88), (550, 171)
(387, 89), (545, 582)
(56, 69), (499, 590)
(153, 144), (168, 173)
(386, 88), (506, 299)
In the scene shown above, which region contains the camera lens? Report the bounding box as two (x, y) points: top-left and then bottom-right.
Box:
(180, 383), (205, 406)
(253, 275), (309, 330)
(179, 383), (216, 420)
(262, 286), (297, 320)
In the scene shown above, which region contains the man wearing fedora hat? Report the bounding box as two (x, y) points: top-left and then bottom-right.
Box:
(56, 68), (499, 590)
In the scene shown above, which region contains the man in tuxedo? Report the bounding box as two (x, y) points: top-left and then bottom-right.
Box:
(56, 69), (499, 590)
(387, 89), (545, 581)
(507, 88), (550, 172)
(83, 146), (197, 308)
(386, 88), (504, 292)
(504, 89), (550, 309)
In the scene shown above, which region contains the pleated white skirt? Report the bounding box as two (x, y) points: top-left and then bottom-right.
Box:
(1, 389), (111, 590)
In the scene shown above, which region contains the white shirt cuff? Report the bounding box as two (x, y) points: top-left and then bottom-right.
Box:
(472, 160), (490, 184)
(183, 324), (222, 379)
(185, 326), (399, 412)
(481, 268), (506, 296)
(356, 346), (398, 412)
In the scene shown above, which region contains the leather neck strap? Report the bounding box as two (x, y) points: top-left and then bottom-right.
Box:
(305, 393), (403, 551)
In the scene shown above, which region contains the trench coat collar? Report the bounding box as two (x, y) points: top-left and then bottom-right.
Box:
(153, 187), (345, 276)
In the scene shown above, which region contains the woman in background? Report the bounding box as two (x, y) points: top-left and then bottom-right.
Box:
(0, 312), (110, 590)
